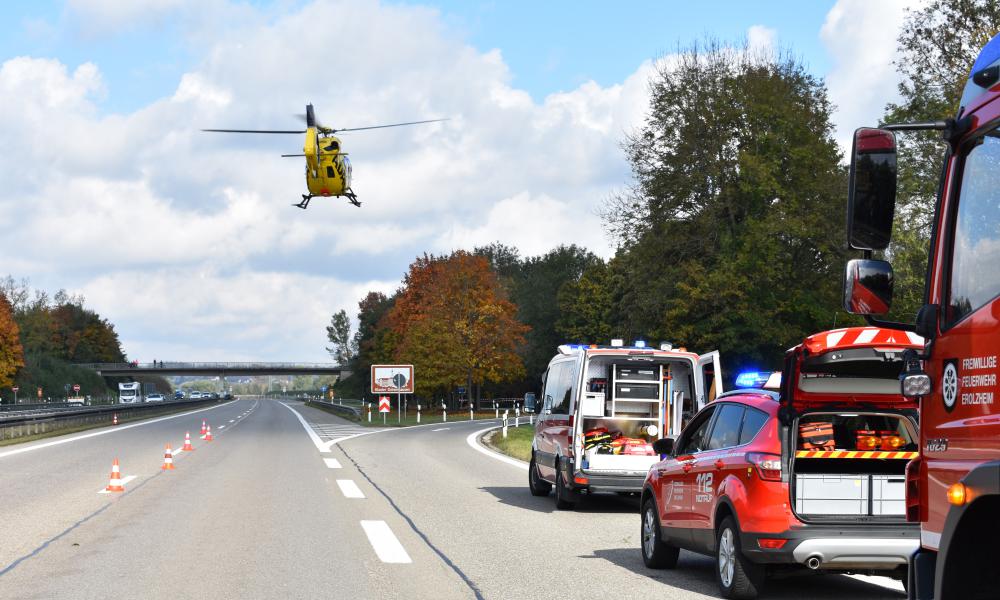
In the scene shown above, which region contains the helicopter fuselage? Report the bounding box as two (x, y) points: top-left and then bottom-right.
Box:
(304, 128), (351, 197)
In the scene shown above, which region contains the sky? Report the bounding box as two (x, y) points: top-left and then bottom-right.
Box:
(0, 0), (917, 363)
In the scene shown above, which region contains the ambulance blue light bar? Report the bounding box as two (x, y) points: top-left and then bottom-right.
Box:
(735, 371), (780, 389)
(961, 33), (1000, 109)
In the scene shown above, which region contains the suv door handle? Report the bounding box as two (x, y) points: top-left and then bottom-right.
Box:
(714, 459), (725, 470)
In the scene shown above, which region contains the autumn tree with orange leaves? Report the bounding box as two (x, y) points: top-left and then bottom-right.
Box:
(383, 251), (529, 401)
(0, 293), (25, 389)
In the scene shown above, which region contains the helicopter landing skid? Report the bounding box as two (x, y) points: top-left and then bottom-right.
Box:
(293, 194), (312, 210)
(344, 188), (361, 207)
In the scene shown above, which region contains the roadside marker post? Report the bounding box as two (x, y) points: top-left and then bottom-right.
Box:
(417, 404), (421, 424)
(494, 402), (498, 419)
(469, 407), (473, 421)
(502, 413), (508, 438)
(515, 414), (519, 428)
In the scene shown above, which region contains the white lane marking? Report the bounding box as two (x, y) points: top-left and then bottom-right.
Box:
(466, 427), (529, 471)
(323, 458), (342, 469)
(0, 400), (240, 460)
(218, 425), (225, 429)
(97, 475), (138, 494)
(336, 479), (365, 498)
(229, 420), (234, 423)
(432, 427), (450, 431)
(360, 521), (412, 564)
(279, 402), (329, 453)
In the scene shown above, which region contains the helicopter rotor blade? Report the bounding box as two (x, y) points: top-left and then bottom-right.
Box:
(279, 153), (349, 157)
(332, 118), (449, 133)
(202, 129), (306, 134)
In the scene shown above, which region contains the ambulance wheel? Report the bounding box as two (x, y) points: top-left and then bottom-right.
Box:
(716, 516), (764, 599)
(528, 454), (551, 496)
(641, 498), (679, 569)
(554, 468), (576, 510)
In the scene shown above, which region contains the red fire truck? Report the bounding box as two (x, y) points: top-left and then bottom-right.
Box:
(842, 33), (1000, 600)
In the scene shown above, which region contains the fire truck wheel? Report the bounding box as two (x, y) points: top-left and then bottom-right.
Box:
(641, 498), (679, 569)
(528, 454), (552, 496)
(716, 516), (765, 599)
(554, 467), (576, 510)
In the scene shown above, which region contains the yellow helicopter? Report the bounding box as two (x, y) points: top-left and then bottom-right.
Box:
(204, 104), (447, 209)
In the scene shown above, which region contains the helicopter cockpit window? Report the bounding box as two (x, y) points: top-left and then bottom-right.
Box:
(323, 142), (339, 152)
(326, 166), (335, 178)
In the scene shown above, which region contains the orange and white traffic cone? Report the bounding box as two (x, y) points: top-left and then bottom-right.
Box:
(204, 425), (213, 442)
(113, 413), (118, 426)
(162, 444), (175, 470)
(106, 458), (125, 492)
(182, 432), (194, 451)
(200, 420), (207, 436)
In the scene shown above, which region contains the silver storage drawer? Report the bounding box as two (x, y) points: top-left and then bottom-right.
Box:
(872, 475), (906, 516)
(794, 474), (868, 515)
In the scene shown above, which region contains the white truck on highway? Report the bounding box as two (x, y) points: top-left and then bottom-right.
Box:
(118, 382), (141, 404)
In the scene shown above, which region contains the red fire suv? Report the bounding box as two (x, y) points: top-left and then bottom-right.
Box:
(641, 327), (921, 599)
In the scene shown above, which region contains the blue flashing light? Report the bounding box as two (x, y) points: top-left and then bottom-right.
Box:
(734, 371), (762, 388)
(962, 33), (1000, 109)
(972, 33), (1000, 74)
(634, 340), (646, 348)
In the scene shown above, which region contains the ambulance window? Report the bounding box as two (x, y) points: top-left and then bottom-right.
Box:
(326, 165), (335, 178)
(677, 406), (716, 455)
(946, 127), (1000, 327)
(738, 407), (769, 445)
(541, 363), (561, 413)
(707, 403), (745, 450)
(552, 361), (576, 415)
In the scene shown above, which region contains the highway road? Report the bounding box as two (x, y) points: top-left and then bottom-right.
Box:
(0, 398), (906, 599)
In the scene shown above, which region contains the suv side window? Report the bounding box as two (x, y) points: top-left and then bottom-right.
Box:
(551, 360), (576, 415)
(739, 407), (769, 445)
(677, 406), (716, 455)
(946, 127), (1000, 327)
(707, 403), (745, 450)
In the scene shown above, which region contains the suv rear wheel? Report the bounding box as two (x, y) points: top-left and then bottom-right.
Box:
(641, 498), (679, 569)
(716, 516), (765, 599)
(528, 454), (551, 496)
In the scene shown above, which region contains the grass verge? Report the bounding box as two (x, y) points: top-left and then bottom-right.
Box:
(481, 424), (535, 462)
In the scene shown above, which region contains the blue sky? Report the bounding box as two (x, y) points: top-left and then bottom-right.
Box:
(1, 1), (835, 114)
(0, 0), (910, 361)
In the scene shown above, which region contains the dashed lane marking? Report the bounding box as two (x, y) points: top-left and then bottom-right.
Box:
(229, 420), (234, 423)
(336, 479), (365, 499)
(323, 458), (342, 469)
(360, 520), (412, 564)
(97, 475), (138, 494)
(432, 427), (450, 431)
(218, 425), (225, 429)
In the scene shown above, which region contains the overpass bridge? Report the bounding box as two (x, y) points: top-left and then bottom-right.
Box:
(77, 362), (349, 377)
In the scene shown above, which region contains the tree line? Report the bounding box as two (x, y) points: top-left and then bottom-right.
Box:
(332, 3), (991, 403)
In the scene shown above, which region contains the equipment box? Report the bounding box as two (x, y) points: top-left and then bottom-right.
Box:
(794, 474), (868, 515)
(614, 382), (659, 400)
(872, 475), (906, 516)
(580, 392), (605, 417)
(614, 365), (659, 381)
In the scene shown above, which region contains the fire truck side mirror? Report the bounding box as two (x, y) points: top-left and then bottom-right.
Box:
(848, 127), (898, 251)
(843, 258), (894, 315)
(652, 438), (675, 456)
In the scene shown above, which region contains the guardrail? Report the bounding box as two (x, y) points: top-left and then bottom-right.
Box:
(305, 398), (361, 419)
(0, 397), (222, 442)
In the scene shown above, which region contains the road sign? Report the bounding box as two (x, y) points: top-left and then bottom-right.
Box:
(378, 396), (391, 413)
(73, 384), (80, 392)
(371, 365), (414, 394)
(11, 387), (18, 393)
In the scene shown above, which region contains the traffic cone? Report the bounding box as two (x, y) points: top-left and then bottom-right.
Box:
(204, 425), (213, 442)
(105, 458), (125, 492)
(182, 432), (194, 451)
(200, 420), (207, 436)
(113, 413), (118, 426)
(162, 444), (175, 470)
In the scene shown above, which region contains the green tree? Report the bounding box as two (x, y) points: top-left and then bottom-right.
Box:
(880, 1), (1000, 320)
(325, 309), (354, 364)
(556, 261), (614, 343)
(604, 39), (848, 373)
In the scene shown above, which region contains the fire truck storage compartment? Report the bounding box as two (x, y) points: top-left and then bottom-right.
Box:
(791, 412), (914, 519)
(578, 356), (694, 473)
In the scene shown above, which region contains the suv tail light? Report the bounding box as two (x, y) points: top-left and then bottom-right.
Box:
(746, 452), (782, 481)
(757, 538), (788, 549)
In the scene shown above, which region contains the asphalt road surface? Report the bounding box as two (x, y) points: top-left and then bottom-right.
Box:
(0, 398), (906, 599)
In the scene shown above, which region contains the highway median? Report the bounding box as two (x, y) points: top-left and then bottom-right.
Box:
(480, 422), (534, 462)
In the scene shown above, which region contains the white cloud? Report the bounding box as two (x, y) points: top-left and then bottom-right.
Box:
(821, 0), (914, 155)
(0, 0), (654, 361)
(747, 25), (777, 54)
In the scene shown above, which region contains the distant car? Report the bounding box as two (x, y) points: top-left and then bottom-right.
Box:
(174, 390), (185, 399)
(145, 393), (165, 402)
(189, 391), (203, 399)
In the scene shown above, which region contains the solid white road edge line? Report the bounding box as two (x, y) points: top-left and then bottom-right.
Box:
(360, 520), (412, 564)
(466, 426), (529, 471)
(97, 475), (138, 494)
(0, 400), (240, 460)
(336, 479), (365, 499)
(323, 458), (342, 469)
(279, 402), (329, 453)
